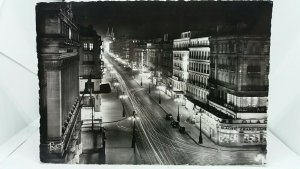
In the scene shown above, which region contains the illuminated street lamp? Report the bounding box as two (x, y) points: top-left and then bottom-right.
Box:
(131, 111), (136, 148)
(196, 111), (203, 144)
(120, 92), (127, 117)
(114, 82), (120, 98)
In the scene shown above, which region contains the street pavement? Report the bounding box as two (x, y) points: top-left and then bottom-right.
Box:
(105, 52), (266, 165)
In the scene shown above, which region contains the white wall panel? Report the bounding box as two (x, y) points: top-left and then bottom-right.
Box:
(0, 0), (60, 145)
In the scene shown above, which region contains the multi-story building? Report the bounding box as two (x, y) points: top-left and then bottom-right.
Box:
(78, 25), (102, 115)
(145, 41), (163, 84)
(172, 31), (196, 98)
(186, 37), (210, 109)
(132, 40), (147, 70)
(161, 34), (173, 95)
(204, 35), (269, 146)
(37, 3), (82, 163)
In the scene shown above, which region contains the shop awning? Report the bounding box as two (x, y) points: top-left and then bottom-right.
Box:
(185, 95), (232, 119)
(173, 91), (184, 94)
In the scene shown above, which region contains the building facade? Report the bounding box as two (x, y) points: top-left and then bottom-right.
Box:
(132, 40), (147, 70)
(206, 35), (269, 146)
(78, 25), (102, 119)
(172, 33), (189, 96)
(37, 3), (82, 163)
(186, 37), (210, 106)
(161, 34), (173, 95)
(172, 31), (201, 98)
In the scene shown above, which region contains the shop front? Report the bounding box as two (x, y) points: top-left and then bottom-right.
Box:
(218, 124), (267, 146)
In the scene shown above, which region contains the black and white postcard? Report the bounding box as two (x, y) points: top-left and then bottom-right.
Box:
(36, 1), (272, 165)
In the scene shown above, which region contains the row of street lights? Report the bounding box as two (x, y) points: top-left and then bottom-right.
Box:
(105, 54), (140, 150)
(111, 54), (202, 148)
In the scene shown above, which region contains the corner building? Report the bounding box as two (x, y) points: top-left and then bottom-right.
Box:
(208, 35), (269, 146)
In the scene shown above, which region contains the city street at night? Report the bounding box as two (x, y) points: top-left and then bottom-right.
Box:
(36, 2), (271, 165)
(101, 52), (266, 165)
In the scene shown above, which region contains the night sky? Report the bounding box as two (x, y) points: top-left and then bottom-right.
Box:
(72, 1), (273, 39)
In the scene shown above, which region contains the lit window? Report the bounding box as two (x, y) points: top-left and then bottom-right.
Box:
(83, 43), (88, 50)
(69, 28), (72, 40)
(89, 43), (94, 50)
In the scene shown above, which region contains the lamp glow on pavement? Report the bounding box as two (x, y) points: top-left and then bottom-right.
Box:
(119, 95), (128, 99)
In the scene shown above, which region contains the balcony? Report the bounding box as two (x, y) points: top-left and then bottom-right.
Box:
(207, 95), (267, 113)
(172, 75), (184, 82)
(173, 56), (182, 61)
(189, 43), (209, 47)
(188, 80), (209, 89)
(61, 97), (81, 153)
(173, 65), (183, 71)
(173, 46), (189, 51)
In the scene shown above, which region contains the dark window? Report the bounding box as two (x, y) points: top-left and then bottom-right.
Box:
(247, 65), (261, 74)
(85, 82), (94, 93)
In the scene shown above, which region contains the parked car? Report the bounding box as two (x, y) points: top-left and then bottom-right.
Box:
(125, 67), (132, 71)
(179, 126), (185, 133)
(165, 114), (173, 121)
(171, 121), (179, 128)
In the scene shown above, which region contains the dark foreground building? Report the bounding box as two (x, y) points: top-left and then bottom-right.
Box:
(78, 25), (102, 114)
(37, 3), (82, 163)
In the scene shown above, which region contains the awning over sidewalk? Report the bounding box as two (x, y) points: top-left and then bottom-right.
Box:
(173, 91), (184, 94)
(185, 95), (232, 119)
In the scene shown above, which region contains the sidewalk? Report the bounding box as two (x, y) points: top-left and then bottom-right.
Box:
(133, 74), (263, 152)
(99, 64), (142, 164)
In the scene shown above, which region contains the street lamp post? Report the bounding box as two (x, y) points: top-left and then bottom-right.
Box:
(177, 102), (180, 122)
(196, 112), (203, 144)
(116, 85), (119, 98)
(140, 77), (143, 86)
(114, 82), (119, 98)
(148, 82), (151, 94)
(91, 98), (94, 132)
(131, 111), (136, 148)
(159, 90), (161, 104)
(120, 92), (126, 117)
